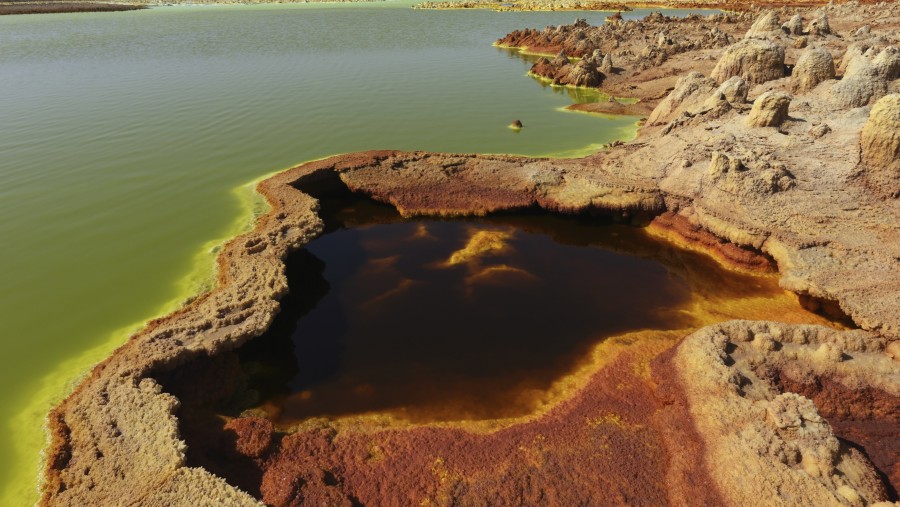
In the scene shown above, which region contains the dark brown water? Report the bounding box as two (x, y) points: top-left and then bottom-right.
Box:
(236, 193), (781, 424)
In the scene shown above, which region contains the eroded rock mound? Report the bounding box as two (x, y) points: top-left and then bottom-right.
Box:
(747, 91), (792, 127)
(530, 49), (604, 87)
(745, 11), (781, 39)
(831, 46), (900, 109)
(806, 12), (831, 36)
(647, 71), (716, 125)
(792, 47), (835, 92)
(783, 14), (804, 36)
(711, 38), (786, 85)
(599, 52), (613, 74)
(564, 51), (604, 87)
(531, 56), (555, 78)
(715, 75), (749, 104)
(860, 94), (900, 198)
(552, 49), (569, 67)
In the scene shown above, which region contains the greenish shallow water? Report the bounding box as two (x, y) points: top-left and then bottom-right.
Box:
(0, 3), (718, 503)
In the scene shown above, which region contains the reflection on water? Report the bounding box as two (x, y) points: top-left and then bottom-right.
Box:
(237, 191), (784, 425)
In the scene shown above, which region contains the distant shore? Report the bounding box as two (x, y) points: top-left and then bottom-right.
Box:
(0, 1), (144, 14)
(0, 0), (387, 15)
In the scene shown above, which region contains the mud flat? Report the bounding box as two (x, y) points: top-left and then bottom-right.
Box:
(42, 3), (899, 506)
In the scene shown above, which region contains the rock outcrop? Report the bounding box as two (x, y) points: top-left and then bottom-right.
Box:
(703, 150), (796, 198)
(552, 49), (569, 67)
(860, 94), (900, 198)
(564, 52), (604, 87)
(792, 46), (835, 92)
(746, 91), (792, 127)
(530, 49), (604, 87)
(715, 75), (749, 103)
(599, 52), (613, 74)
(745, 11), (781, 38)
(830, 46), (900, 109)
(498, 10), (745, 72)
(806, 12), (831, 36)
(783, 13), (804, 36)
(647, 71), (715, 125)
(711, 38), (785, 85)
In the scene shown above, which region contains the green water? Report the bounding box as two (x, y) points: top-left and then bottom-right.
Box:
(0, 3), (718, 503)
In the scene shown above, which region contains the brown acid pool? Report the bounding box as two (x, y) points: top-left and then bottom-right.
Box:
(156, 188), (842, 505)
(232, 194), (796, 426)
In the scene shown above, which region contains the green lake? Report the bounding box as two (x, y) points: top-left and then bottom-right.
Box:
(0, 3), (717, 503)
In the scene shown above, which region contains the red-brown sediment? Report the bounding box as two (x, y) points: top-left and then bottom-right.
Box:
(650, 346), (726, 506)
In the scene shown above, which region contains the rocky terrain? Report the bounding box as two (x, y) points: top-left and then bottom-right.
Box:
(413, 0), (815, 11)
(41, 3), (899, 506)
(413, 0), (634, 11)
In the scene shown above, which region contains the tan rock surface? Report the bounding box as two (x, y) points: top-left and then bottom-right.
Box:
(746, 90), (792, 127)
(792, 46), (835, 92)
(784, 13), (804, 36)
(745, 10), (782, 39)
(861, 93), (900, 198)
(830, 45), (900, 108)
(715, 75), (750, 104)
(711, 38), (786, 84)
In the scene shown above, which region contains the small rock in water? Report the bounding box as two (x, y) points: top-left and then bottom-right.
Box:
(509, 120), (523, 129)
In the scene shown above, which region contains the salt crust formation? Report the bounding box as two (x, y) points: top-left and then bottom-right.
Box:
(43, 3), (900, 506)
(675, 321), (898, 506)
